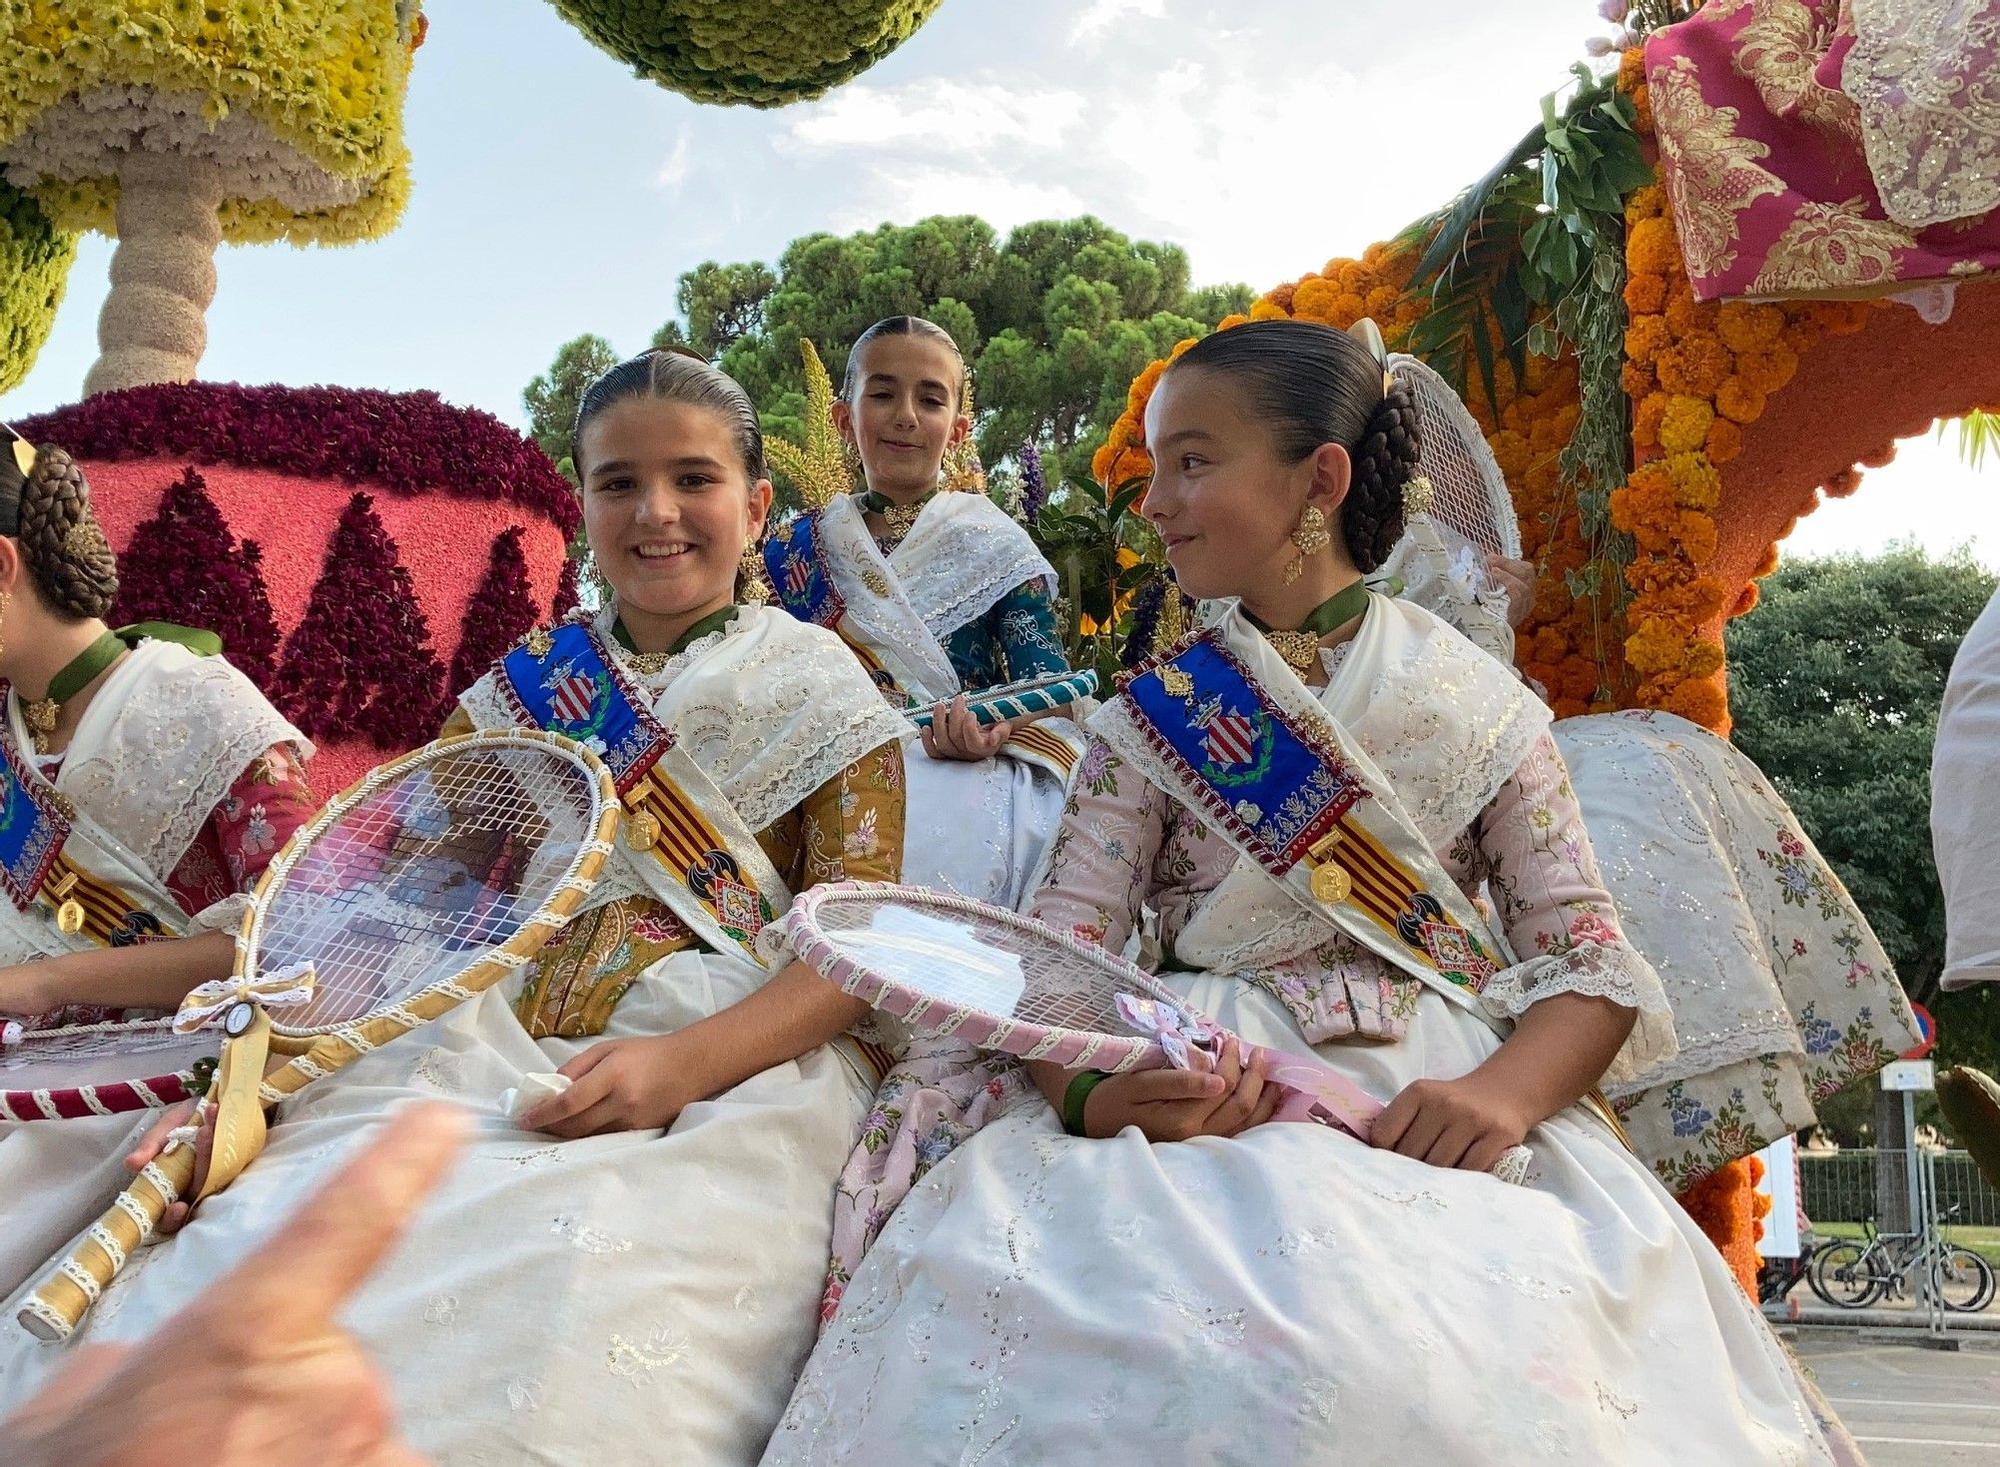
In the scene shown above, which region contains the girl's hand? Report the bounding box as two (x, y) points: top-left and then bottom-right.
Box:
(124, 1099), (215, 1234)
(920, 695), (1010, 762)
(519, 1034), (712, 1138)
(1484, 552), (1538, 630)
(1371, 1072), (1531, 1174)
(1081, 1038), (1282, 1143)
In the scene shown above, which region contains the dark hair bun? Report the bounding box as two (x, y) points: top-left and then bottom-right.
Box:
(1342, 380), (1421, 573)
(18, 446), (118, 619)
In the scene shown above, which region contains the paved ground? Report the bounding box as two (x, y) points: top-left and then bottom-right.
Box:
(1789, 1329), (2000, 1464)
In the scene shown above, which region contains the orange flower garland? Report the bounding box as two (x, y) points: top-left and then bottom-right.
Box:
(1609, 49), (1874, 736)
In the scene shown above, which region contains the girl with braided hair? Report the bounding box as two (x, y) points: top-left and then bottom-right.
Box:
(766, 320), (1851, 1466)
(0, 436), (318, 1300)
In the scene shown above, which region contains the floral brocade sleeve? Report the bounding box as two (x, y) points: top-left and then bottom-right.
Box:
(166, 743), (321, 918)
(1463, 732), (1676, 1084)
(1024, 735), (1168, 953)
(771, 741), (906, 890)
(991, 579), (1069, 682)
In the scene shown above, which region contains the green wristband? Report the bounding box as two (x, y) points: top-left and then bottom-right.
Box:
(1062, 1069), (1111, 1137)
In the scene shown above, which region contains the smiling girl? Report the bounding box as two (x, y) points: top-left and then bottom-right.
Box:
(762, 316), (1080, 908)
(1, 352), (914, 1465)
(766, 321), (1854, 1466)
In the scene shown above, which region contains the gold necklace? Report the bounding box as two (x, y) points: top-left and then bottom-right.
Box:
(1250, 580), (1372, 679)
(1262, 630), (1322, 676)
(858, 490), (927, 547)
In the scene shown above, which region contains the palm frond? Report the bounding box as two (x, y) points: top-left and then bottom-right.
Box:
(765, 338), (852, 509)
(1944, 410), (2000, 471)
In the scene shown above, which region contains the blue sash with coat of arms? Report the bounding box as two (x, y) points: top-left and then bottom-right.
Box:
(0, 715), (68, 912)
(1117, 631), (1506, 997)
(495, 622), (782, 957)
(497, 623), (668, 797)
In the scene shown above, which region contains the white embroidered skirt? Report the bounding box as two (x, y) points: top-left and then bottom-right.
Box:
(0, 1111), (163, 1304)
(765, 978), (1849, 1466)
(0, 950), (872, 1467)
(1556, 711), (1920, 1188)
(899, 747), (1065, 911)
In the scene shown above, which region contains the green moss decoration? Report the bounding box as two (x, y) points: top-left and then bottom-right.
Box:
(548, 0), (947, 107)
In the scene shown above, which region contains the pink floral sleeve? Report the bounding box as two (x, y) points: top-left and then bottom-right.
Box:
(1461, 732), (1675, 1078)
(164, 744), (320, 913)
(1024, 736), (1171, 952)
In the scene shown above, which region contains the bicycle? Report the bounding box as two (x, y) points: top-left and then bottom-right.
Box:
(1758, 1233), (1834, 1306)
(1807, 1205), (1997, 1312)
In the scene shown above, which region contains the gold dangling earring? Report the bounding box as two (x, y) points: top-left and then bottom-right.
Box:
(1284, 505), (1330, 585)
(0, 589), (9, 662)
(738, 540), (772, 605)
(841, 437), (863, 485)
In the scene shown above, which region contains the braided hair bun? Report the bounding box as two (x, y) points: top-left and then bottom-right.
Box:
(1341, 379), (1421, 573)
(1167, 319), (1423, 574)
(10, 445), (119, 619)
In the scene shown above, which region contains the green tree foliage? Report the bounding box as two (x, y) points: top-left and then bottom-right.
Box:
(527, 215), (1251, 491)
(522, 333), (621, 482)
(1726, 547), (2000, 1094)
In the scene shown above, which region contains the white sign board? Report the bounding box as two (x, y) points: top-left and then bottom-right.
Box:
(1752, 1134), (1800, 1258)
(1879, 1059), (1937, 1092)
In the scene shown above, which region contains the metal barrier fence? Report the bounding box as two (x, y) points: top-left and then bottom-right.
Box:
(1801, 1148), (1999, 1230)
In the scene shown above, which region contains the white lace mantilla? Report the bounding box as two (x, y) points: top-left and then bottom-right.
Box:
(890, 491), (1058, 644)
(460, 603), (908, 837)
(1845, 0), (2000, 229)
(9, 639), (310, 880)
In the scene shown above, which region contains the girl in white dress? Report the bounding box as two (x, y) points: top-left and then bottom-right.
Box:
(765, 320), (1859, 1466)
(0, 353), (913, 1467)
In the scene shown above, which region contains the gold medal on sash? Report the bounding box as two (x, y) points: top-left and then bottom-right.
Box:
(56, 899), (86, 935)
(1309, 863), (1351, 905)
(625, 812), (661, 851)
(1305, 827), (1350, 905)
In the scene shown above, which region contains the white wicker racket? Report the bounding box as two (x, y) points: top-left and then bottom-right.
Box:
(1391, 352), (1524, 560)
(17, 728), (620, 1341)
(778, 883), (1531, 1180)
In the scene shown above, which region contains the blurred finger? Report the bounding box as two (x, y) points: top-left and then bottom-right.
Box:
(554, 1045), (617, 1082)
(919, 723), (940, 759)
(212, 1102), (468, 1335)
(2, 1342), (134, 1433)
(1371, 1084), (1422, 1152)
(1392, 1105), (1447, 1162)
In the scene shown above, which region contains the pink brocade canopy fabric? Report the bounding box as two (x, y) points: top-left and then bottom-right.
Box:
(1645, 0), (2000, 302)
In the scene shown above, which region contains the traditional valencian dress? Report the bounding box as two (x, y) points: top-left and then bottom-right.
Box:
(764, 594), (1857, 1466)
(1383, 514), (1920, 1188)
(0, 631), (315, 1304)
(0, 602), (912, 1466)
(764, 487), (1080, 908)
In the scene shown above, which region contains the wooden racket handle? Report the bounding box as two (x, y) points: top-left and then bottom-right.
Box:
(18, 1141), (196, 1341)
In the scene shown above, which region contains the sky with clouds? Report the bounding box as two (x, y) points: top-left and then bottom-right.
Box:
(3, 0), (1992, 564)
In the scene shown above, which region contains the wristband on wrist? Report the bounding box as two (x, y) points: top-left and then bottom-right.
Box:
(1061, 1069), (1111, 1137)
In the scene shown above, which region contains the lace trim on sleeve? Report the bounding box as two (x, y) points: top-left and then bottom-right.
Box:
(1479, 937), (1678, 1088)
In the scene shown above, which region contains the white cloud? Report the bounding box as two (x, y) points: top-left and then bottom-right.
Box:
(781, 78), (1085, 156)
(1070, 0), (1168, 45)
(656, 124), (692, 190)
(816, 165), (1092, 238)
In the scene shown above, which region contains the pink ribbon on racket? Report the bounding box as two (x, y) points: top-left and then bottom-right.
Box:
(1112, 993), (1383, 1141)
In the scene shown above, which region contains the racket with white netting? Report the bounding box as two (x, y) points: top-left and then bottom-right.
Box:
(1391, 353), (1523, 560)
(17, 729), (619, 1341)
(779, 883), (1531, 1180)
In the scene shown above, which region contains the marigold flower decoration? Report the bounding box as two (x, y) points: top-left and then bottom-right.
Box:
(1609, 48), (1874, 735)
